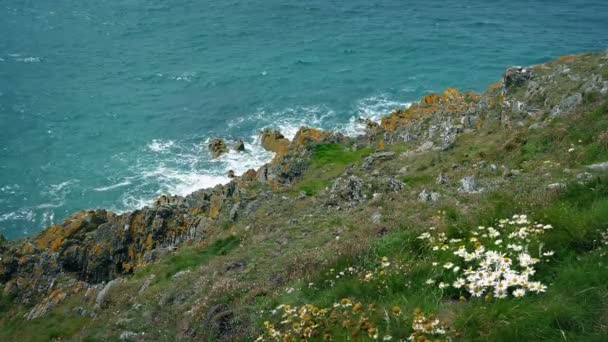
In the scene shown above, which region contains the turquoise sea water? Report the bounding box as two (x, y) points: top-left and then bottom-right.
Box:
(1, 0), (607, 239)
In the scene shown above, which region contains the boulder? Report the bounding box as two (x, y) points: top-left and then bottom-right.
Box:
(95, 278), (124, 309)
(233, 140), (245, 152)
(458, 176), (482, 194)
(260, 129), (290, 155)
(587, 162), (608, 172)
(551, 93), (583, 117)
(329, 176), (366, 205)
(208, 138), (228, 158)
(503, 66), (533, 89)
(547, 183), (565, 190)
(418, 189), (440, 202)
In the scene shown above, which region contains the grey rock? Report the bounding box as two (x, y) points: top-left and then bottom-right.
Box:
(529, 122), (548, 130)
(329, 176), (366, 205)
(229, 203), (239, 221)
(587, 162), (608, 172)
(436, 173), (448, 185)
(387, 177), (405, 192)
(576, 172), (593, 183)
(459, 176), (482, 194)
(119, 331), (139, 340)
(233, 139), (245, 152)
(371, 211), (382, 224)
(547, 183), (565, 190)
(418, 189), (440, 202)
(551, 93), (583, 118)
(95, 278), (123, 309)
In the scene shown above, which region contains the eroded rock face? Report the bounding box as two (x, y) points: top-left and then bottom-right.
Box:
(209, 138), (228, 158)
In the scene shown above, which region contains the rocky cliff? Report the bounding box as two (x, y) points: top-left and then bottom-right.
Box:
(1, 52), (608, 341)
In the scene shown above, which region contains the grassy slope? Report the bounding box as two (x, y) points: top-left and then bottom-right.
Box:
(1, 83), (608, 341)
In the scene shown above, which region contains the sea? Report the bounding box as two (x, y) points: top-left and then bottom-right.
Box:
(1, 0), (607, 239)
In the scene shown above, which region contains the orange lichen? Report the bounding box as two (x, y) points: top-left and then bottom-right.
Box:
(49, 237), (64, 252)
(558, 55), (577, 62)
(145, 234), (154, 250)
(292, 127), (331, 147)
(381, 88), (480, 131)
(487, 80), (503, 91)
(209, 194), (223, 219)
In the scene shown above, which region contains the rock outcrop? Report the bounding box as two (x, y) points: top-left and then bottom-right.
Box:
(209, 138), (228, 158)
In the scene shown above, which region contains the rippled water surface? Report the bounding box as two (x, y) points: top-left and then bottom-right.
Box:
(1, 0), (607, 238)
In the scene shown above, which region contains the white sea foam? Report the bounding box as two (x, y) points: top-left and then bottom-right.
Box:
(140, 165), (230, 197)
(171, 71), (197, 82)
(16, 56), (42, 63)
(93, 180), (132, 192)
(148, 139), (176, 152)
(339, 96), (412, 136)
(79, 97), (409, 216)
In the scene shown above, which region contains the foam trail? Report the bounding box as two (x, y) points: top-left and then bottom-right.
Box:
(93, 180), (132, 192)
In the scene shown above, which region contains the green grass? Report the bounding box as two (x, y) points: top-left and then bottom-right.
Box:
(133, 235), (240, 282)
(295, 143), (371, 195)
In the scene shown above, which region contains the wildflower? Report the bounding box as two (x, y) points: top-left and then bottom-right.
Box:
(383, 335), (393, 341)
(340, 298), (353, 307)
(391, 305), (401, 316)
(542, 250), (554, 256)
(443, 262), (454, 269)
(453, 278), (465, 289)
(418, 232), (431, 240)
(513, 288), (526, 297)
(425, 278), (436, 285)
(438, 282), (448, 289)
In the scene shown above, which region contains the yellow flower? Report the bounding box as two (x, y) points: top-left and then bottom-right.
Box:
(391, 305), (401, 315)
